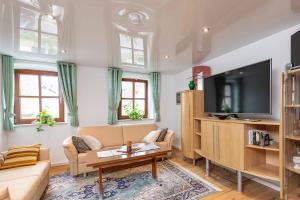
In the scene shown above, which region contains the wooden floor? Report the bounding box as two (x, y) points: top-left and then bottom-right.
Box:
(50, 150), (280, 200)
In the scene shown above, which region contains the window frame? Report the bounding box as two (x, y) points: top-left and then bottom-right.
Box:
(119, 33), (147, 68)
(118, 78), (148, 120)
(14, 69), (65, 125)
(16, 3), (59, 56)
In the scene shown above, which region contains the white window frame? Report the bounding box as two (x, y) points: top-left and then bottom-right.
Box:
(119, 32), (147, 68)
(15, 2), (59, 57)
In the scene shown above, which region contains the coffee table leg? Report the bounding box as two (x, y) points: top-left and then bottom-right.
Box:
(98, 168), (103, 193)
(152, 158), (157, 179)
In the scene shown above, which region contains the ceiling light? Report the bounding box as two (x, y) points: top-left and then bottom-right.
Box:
(202, 27), (210, 33)
(61, 49), (66, 54)
(164, 55), (169, 59)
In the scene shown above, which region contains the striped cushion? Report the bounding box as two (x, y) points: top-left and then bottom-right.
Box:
(0, 144), (41, 170)
(0, 153), (5, 167)
(0, 156), (38, 170)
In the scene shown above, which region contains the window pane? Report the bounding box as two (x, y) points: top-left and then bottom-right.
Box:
(133, 50), (145, 65)
(20, 98), (39, 119)
(121, 48), (133, 64)
(41, 34), (57, 55)
(135, 82), (145, 98)
(41, 76), (59, 96)
(42, 98), (60, 118)
(133, 37), (144, 50)
(225, 85), (231, 96)
(134, 100), (145, 114)
(41, 15), (57, 34)
(20, 29), (38, 53)
(120, 34), (132, 48)
(122, 81), (133, 98)
(20, 74), (39, 96)
(20, 8), (39, 30)
(121, 100), (133, 116)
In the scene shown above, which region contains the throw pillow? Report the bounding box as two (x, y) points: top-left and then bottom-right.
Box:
(81, 135), (102, 150)
(6, 144), (41, 159)
(72, 136), (91, 153)
(0, 153), (5, 167)
(0, 187), (10, 200)
(142, 130), (161, 143)
(0, 156), (38, 170)
(156, 128), (168, 142)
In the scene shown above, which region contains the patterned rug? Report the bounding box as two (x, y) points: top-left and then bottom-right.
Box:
(43, 160), (220, 200)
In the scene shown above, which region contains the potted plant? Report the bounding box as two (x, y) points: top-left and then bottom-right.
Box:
(125, 106), (144, 120)
(33, 110), (56, 132)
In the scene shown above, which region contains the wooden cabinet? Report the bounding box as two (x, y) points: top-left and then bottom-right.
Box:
(181, 90), (204, 160)
(217, 122), (244, 170)
(201, 120), (244, 170)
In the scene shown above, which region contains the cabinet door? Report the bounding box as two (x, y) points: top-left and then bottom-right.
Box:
(201, 121), (215, 160)
(181, 91), (194, 158)
(216, 122), (244, 170)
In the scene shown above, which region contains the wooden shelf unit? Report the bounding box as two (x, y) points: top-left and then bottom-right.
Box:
(194, 118), (202, 157)
(245, 163), (280, 182)
(245, 143), (279, 152)
(284, 71), (300, 199)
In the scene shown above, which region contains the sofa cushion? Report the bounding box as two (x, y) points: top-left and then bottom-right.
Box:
(78, 126), (123, 147)
(142, 130), (161, 143)
(81, 135), (102, 150)
(0, 187), (10, 200)
(0, 161), (50, 183)
(0, 176), (40, 200)
(156, 128), (168, 142)
(72, 136), (91, 153)
(122, 124), (157, 144)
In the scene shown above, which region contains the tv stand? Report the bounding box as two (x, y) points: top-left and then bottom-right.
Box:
(212, 114), (239, 120)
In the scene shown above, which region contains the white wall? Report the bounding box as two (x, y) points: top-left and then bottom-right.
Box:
(7, 66), (107, 165)
(164, 23), (300, 149)
(6, 66), (169, 165)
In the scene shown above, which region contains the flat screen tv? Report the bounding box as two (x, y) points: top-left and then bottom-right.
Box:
(204, 59), (272, 114)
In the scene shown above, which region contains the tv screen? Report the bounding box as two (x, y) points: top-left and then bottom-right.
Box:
(204, 59), (272, 114)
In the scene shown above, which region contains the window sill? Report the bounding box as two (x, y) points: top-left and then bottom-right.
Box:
(117, 118), (155, 124)
(14, 122), (68, 128)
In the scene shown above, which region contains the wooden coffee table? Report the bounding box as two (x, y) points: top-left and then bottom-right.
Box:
(86, 145), (172, 194)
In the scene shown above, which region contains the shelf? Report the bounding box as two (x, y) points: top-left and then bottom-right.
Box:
(286, 135), (300, 141)
(286, 163), (300, 175)
(194, 149), (202, 156)
(285, 104), (300, 108)
(288, 67), (300, 74)
(194, 118), (202, 121)
(286, 188), (300, 199)
(194, 131), (201, 136)
(245, 143), (279, 152)
(245, 164), (279, 181)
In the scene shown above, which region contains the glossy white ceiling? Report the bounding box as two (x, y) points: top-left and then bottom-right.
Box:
(70, 0), (300, 73)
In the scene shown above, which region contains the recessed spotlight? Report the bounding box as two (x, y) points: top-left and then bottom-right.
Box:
(202, 27), (210, 33)
(164, 55), (169, 59)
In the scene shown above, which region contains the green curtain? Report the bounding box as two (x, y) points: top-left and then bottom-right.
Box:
(150, 72), (161, 122)
(2, 55), (14, 131)
(108, 67), (123, 125)
(57, 61), (79, 127)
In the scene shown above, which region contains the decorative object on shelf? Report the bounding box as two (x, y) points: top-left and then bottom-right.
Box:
(33, 110), (55, 132)
(192, 66), (211, 90)
(188, 80), (195, 90)
(176, 92), (181, 105)
(125, 106), (143, 120)
(248, 129), (270, 146)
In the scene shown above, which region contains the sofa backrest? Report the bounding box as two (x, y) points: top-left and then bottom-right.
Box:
(77, 124), (157, 147)
(77, 125), (123, 147)
(122, 124), (157, 143)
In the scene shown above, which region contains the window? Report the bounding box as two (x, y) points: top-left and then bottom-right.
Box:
(222, 84), (232, 112)
(119, 34), (145, 66)
(14, 70), (64, 124)
(19, 7), (58, 55)
(118, 78), (148, 119)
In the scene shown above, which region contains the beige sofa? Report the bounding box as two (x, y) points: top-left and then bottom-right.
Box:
(0, 148), (50, 200)
(63, 124), (175, 176)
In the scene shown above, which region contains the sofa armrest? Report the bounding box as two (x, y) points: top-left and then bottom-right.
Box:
(39, 148), (50, 161)
(63, 136), (79, 176)
(164, 130), (175, 149)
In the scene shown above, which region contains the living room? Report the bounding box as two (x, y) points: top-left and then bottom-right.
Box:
(0, 0), (300, 199)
